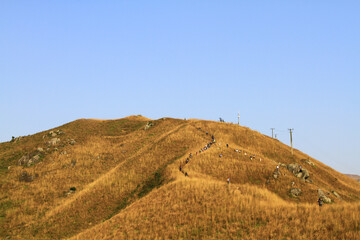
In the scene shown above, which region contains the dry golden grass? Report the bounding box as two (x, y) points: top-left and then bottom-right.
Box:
(0, 117), (359, 239)
(72, 178), (360, 240)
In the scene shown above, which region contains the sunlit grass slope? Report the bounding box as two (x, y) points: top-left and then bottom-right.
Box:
(0, 116), (359, 239)
(72, 178), (360, 240)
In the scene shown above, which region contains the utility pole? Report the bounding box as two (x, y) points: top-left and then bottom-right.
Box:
(288, 128), (294, 155)
(271, 128), (275, 138)
(238, 113), (240, 125)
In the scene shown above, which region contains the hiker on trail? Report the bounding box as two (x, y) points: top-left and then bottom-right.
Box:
(212, 135), (214, 140)
(206, 132), (208, 135)
(318, 198), (323, 207)
(250, 156), (253, 160)
(179, 165), (182, 171)
(226, 144), (229, 148)
(186, 158), (189, 164)
(189, 153), (192, 158)
(227, 177), (230, 184)
(185, 172), (188, 177)
(299, 166), (302, 172)
(219, 154), (222, 158)
(276, 165), (279, 171)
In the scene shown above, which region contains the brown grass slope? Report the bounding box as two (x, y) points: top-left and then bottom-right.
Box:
(0, 116), (359, 239)
(72, 178), (360, 240)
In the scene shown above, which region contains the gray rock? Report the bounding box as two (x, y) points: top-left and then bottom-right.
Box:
(48, 138), (60, 146)
(32, 155), (40, 161)
(18, 155), (30, 166)
(49, 131), (57, 137)
(273, 170), (280, 179)
(56, 130), (64, 135)
(305, 159), (315, 167)
(318, 189), (332, 203)
(299, 169), (310, 180)
(290, 188), (302, 197)
(27, 155), (41, 166)
(287, 163), (310, 180)
(287, 163), (300, 174)
(332, 191), (341, 199)
(144, 121), (153, 130)
(37, 147), (44, 152)
(18, 153), (42, 166)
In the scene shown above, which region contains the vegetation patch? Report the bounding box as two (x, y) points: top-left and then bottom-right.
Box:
(138, 168), (165, 198)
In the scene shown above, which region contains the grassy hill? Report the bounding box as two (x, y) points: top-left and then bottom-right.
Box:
(1, 116), (359, 239)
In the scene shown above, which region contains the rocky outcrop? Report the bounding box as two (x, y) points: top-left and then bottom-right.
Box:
(318, 189), (332, 203)
(332, 191), (341, 199)
(144, 121), (153, 130)
(48, 130), (64, 137)
(18, 153), (42, 167)
(304, 159), (315, 167)
(11, 136), (24, 143)
(287, 163), (310, 181)
(290, 188), (302, 197)
(65, 187), (77, 196)
(287, 163), (299, 174)
(48, 138), (60, 146)
(273, 169), (280, 179)
(296, 169), (310, 180)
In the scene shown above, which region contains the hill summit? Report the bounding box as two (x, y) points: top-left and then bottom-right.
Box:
(1, 116), (359, 239)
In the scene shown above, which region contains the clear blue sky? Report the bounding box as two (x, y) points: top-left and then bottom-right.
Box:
(1, 1), (359, 174)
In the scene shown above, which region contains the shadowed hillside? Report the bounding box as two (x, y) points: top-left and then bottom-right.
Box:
(0, 116), (359, 239)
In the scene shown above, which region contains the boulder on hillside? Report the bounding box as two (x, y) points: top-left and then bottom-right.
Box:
(144, 121), (153, 130)
(18, 151), (43, 166)
(332, 191), (341, 199)
(18, 155), (30, 166)
(48, 138), (60, 146)
(49, 131), (57, 137)
(304, 159), (315, 167)
(290, 188), (302, 197)
(318, 189), (332, 203)
(287, 163), (300, 174)
(296, 169), (310, 180)
(273, 169), (280, 179)
(56, 130), (64, 135)
(287, 163), (310, 181)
